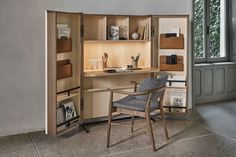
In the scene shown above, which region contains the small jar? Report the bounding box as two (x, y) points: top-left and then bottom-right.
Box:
(132, 60), (138, 68)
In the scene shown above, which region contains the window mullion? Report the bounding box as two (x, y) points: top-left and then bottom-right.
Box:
(205, 0), (211, 63)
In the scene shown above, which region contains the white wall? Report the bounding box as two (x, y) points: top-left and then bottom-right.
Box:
(0, 0), (192, 136)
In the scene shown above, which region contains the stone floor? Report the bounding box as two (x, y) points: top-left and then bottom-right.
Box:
(1, 99), (236, 157)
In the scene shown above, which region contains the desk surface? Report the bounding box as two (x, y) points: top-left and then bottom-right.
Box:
(84, 68), (160, 78)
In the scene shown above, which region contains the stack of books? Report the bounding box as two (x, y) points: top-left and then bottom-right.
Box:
(137, 24), (149, 40)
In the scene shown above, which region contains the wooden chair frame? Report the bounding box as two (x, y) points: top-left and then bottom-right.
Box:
(107, 82), (168, 151)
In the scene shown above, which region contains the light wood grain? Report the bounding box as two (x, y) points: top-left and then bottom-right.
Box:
(47, 12), (57, 135)
(84, 41), (151, 70)
(83, 73), (151, 118)
(84, 15), (106, 40)
(84, 68), (159, 77)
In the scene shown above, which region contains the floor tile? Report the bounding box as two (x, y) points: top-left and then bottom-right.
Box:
(0, 133), (38, 157)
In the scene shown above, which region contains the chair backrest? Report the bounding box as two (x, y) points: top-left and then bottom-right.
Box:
(135, 74), (168, 101)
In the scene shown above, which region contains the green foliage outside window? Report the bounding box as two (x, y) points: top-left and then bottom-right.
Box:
(193, 0), (204, 59)
(209, 0), (221, 58)
(193, 0), (222, 60)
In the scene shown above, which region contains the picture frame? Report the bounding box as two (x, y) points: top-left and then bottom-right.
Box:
(108, 25), (119, 40)
(170, 92), (186, 113)
(61, 100), (77, 121)
(170, 95), (185, 107)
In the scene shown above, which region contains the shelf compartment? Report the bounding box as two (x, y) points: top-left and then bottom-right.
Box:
(107, 16), (129, 40)
(84, 15), (106, 40)
(57, 86), (80, 102)
(57, 92), (80, 102)
(57, 38), (72, 53)
(160, 56), (184, 71)
(57, 59), (72, 80)
(129, 16), (151, 40)
(160, 34), (184, 49)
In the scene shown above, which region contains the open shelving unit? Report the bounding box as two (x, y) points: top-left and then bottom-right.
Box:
(83, 15), (152, 72)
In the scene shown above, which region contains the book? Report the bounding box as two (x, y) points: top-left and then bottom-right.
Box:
(137, 25), (145, 40)
(146, 23), (149, 40)
(61, 100), (77, 121)
(143, 23), (149, 40)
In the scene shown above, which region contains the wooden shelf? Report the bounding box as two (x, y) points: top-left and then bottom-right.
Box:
(84, 40), (151, 43)
(84, 68), (160, 78)
(57, 92), (80, 102)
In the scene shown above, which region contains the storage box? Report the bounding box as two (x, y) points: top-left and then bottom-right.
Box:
(57, 38), (72, 53)
(160, 56), (184, 71)
(57, 60), (72, 80)
(160, 34), (184, 49)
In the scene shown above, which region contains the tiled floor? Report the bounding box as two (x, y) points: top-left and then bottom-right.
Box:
(1, 99), (236, 157)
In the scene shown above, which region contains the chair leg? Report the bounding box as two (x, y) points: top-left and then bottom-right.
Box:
(146, 111), (156, 151)
(160, 106), (169, 140)
(131, 116), (135, 133)
(107, 92), (113, 148)
(107, 110), (112, 147)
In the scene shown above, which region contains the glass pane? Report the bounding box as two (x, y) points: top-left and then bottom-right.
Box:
(193, 0), (205, 59)
(209, 0), (226, 58)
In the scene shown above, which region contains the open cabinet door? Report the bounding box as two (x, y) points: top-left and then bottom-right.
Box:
(47, 11), (83, 135)
(152, 15), (189, 114)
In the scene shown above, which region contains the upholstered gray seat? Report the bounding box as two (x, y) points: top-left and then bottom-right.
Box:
(113, 74), (168, 112)
(113, 96), (159, 111)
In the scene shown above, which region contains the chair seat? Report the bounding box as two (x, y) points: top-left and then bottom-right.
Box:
(113, 96), (159, 112)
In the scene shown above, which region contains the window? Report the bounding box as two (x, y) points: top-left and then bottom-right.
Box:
(193, 0), (227, 62)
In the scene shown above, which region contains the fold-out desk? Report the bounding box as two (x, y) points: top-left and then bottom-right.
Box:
(83, 68), (160, 119)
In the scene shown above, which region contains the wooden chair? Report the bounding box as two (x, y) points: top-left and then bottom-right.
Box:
(107, 74), (169, 151)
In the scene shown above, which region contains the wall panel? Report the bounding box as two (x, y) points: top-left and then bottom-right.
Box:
(214, 67), (225, 95)
(195, 63), (236, 104)
(227, 67), (236, 93)
(202, 68), (214, 96)
(194, 69), (201, 97)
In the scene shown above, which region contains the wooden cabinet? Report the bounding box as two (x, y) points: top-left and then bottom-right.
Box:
(47, 12), (189, 135)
